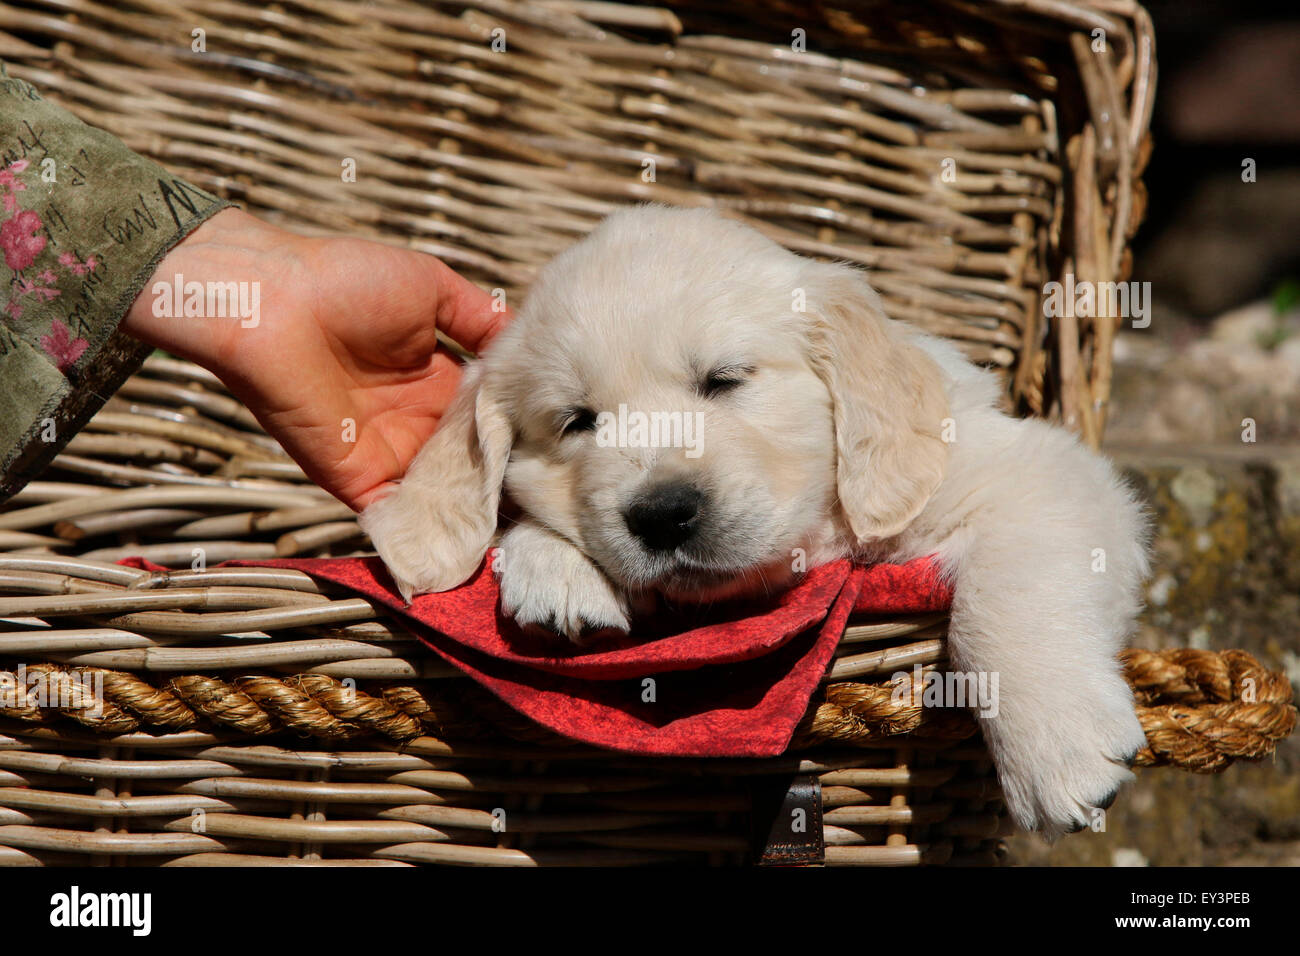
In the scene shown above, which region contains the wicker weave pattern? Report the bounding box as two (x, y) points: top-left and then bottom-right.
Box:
(0, 731), (1003, 866)
(0, 0), (1153, 441)
(1, 363), (1295, 865)
(0, 359), (1005, 865)
(0, 551), (1000, 866)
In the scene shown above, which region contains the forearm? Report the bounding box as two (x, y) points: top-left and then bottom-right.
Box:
(0, 61), (232, 500)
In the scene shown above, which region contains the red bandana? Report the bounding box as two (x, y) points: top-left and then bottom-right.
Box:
(125, 555), (952, 757)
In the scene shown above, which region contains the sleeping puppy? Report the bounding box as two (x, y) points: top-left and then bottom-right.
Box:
(359, 205), (1151, 837)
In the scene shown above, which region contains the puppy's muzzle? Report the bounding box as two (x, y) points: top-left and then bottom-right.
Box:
(623, 481), (705, 553)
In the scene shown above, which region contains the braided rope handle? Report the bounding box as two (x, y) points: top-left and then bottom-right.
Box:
(1121, 649), (1299, 771)
(0, 649), (1294, 771)
(792, 649), (1298, 771)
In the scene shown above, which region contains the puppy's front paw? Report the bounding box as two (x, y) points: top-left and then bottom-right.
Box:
(989, 673), (1147, 838)
(495, 524), (630, 644)
(359, 486), (490, 601)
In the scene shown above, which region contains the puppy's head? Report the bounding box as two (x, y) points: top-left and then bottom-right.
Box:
(362, 205), (949, 602)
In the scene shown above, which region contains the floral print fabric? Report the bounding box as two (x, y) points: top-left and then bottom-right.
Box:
(0, 62), (231, 498)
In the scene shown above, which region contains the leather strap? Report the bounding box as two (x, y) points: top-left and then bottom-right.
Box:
(751, 773), (824, 866)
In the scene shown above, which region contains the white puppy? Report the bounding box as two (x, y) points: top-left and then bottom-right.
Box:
(360, 205), (1151, 837)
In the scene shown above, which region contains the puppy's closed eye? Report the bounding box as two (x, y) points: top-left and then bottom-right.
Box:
(698, 364), (754, 398)
(559, 407), (598, 437)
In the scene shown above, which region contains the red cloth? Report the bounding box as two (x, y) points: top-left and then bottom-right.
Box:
(124, 555), (952, 757)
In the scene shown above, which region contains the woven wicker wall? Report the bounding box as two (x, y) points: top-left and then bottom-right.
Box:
(0, 0), (1154, 443)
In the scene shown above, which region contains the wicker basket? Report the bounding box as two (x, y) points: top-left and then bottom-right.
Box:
(2, 0), (1292, 868)
(0, 0), (1157, 440)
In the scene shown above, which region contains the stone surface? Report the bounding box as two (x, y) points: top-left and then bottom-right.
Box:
(1107, 304), (1300, 447)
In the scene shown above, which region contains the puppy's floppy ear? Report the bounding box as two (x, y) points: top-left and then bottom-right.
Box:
(359, 363), (511, 601)
(802, 262), (950, 543)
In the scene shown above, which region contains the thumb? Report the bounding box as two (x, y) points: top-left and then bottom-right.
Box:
(422, 255), (513, 354)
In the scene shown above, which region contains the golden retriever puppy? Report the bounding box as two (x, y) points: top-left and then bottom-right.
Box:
(360, 205), (1151, 837)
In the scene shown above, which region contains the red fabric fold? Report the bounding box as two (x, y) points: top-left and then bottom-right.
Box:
(122, 554), (952, 757)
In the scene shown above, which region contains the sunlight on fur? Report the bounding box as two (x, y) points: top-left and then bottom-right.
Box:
(360, 205), (1153, 837)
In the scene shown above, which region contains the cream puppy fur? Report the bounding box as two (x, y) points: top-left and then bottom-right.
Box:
(360, 205), (1151, 837)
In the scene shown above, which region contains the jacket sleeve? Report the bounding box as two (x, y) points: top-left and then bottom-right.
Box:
(0, 61), (232, 500)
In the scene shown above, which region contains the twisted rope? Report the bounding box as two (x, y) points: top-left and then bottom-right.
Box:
(1121, 649), (1299, 771)
(0, 664), (545, 744)
(0, 649), (1293, 771)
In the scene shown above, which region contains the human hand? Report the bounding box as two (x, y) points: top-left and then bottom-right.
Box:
(124, 208), (510, 509)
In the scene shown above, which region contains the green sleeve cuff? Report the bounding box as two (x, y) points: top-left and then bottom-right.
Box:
(0, 61), (233, 500)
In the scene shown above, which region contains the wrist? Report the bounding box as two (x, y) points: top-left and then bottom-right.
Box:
(123, 207), (307, 375)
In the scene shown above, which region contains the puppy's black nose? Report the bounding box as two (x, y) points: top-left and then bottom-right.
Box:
(624, 482), (704, 553)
